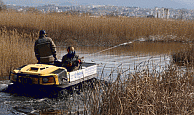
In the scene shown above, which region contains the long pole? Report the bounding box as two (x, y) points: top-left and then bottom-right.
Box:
(84, 38), (145, 58)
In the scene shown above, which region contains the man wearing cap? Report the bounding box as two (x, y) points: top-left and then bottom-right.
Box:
(62, 46), (82, 72)
(34, 30), (57, 64)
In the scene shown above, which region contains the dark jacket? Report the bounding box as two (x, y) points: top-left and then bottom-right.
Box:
(34, 36), (56, 64)
(62, 53), (80, 72)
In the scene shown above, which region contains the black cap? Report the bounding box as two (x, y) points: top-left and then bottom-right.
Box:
(39, 30), (46, 36)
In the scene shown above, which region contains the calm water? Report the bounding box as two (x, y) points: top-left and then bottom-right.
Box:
(0, 42), (189, 114)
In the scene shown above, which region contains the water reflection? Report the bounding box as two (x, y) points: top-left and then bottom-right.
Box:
(57, 42), (189, 57)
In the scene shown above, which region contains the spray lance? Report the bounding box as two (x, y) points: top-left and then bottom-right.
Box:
(82, 38), (146, 63)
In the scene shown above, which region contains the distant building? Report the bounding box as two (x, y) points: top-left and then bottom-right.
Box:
(4, 4), (194, 20)
(147, 15), (155, 18)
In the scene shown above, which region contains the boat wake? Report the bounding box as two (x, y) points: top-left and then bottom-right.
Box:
(0, 80), (13, 92)
(0, 84), (8, 91)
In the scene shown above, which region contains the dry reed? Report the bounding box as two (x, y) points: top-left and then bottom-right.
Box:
(172, 45), (194, 66)
(1, 11), (194, 46)
(78, 64), (194, 114)
(52, 63), (194, 114)
(0, 27), (37, 79)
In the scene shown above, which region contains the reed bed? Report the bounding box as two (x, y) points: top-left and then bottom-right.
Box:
(172, 45), (194, 66)
(58, 64), (194, 114)
(1, 11), (194, 46)
(97, 64), (194, 114)
(0, 27), (37, 79)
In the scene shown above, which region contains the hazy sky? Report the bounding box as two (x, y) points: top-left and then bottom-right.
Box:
(2, 0), (194, 9)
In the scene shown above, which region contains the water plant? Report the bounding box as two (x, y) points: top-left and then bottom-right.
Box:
(0, 27), (37, 79)
(51, 63), (194, 114)
(172, 45), (194, 66)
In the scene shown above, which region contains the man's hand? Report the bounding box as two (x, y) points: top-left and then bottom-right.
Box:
(36, 57), (40, 64)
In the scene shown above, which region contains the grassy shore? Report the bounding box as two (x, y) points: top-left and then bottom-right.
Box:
(60, 64), (194, 114)
(172, 45), (194, 65)
(0, 11), (194, 114)
(1, 11), (194, 46)
(97, 65), (194, 114)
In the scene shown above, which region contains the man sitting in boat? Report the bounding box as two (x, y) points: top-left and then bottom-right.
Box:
(62, 46), (82, 72)
(34, 30), (57, 64)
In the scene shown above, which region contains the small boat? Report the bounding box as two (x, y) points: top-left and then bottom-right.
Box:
(7, 61), (97, 96)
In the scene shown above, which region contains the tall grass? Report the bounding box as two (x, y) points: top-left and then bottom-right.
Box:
(172, 45), (194, 66)
(1, 11), (194, 46)
(51, 64), (194, 114)
(0, 27), (37, 79)
(91, 64), (194, 114)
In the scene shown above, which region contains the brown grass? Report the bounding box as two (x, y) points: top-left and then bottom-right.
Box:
(0, 11), (194, 115)
(0, 27), (37, 79)
(1, 11), (194, 46)
(58, 64), (194, 114)
(80, 64), (194, 114)
(172, 45), (194, 66)
(101, 65), (194, 114)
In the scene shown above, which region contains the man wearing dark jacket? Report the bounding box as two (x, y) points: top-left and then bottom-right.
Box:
(34, 30), (57, 64)
(62, 46), (82, 72)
